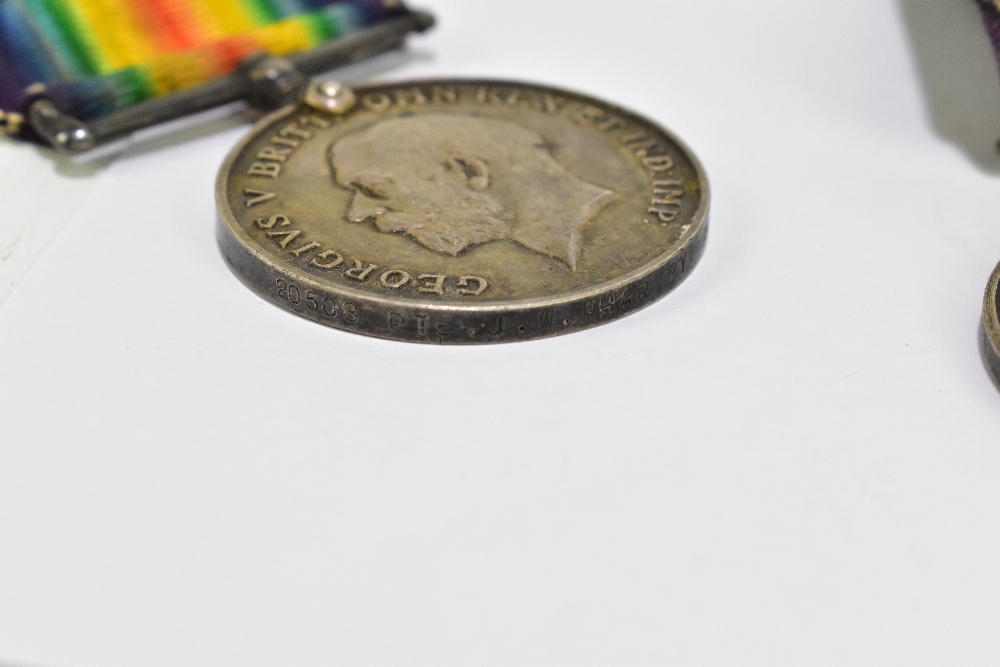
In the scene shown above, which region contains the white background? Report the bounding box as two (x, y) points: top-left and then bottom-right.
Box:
(2, 0), (1000, 664)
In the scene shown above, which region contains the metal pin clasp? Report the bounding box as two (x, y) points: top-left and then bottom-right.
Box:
(244, 54), (306, 109)
(0, 109), (24, 135)
(27, 99), (94, 151)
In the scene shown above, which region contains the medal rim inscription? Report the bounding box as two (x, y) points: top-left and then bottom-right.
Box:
(216, 78), (711, 344)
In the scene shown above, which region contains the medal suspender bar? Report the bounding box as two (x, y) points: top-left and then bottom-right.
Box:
(0, 0), (433, 152)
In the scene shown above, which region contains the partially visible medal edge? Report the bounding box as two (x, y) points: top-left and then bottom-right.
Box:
(981, 260), (1000, 385)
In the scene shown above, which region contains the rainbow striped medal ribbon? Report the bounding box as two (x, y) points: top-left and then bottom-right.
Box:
(0, 0), (432, 150)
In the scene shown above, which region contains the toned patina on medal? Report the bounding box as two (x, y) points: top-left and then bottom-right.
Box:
(982, 262), (1000, 383)
(216, 79), (709, 343)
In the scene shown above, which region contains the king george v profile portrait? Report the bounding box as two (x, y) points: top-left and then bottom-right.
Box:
(328, 113), (616, 270)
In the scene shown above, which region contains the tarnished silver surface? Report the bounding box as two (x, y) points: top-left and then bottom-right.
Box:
(981, 261), (1000, 384)
(216, 79), (710, 344)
